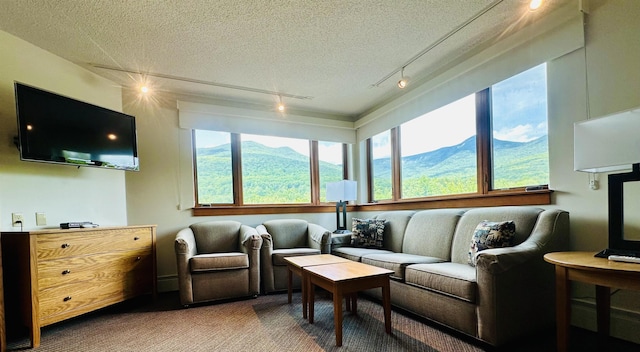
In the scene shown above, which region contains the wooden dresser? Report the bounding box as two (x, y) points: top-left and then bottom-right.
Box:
(1, 225), (156, 348)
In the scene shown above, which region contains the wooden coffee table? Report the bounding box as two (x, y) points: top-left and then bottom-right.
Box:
(283, 254), (352, 318)
(305, 261), (393, 347)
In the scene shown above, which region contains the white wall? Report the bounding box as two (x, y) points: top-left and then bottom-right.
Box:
(0, 31), (128, 231)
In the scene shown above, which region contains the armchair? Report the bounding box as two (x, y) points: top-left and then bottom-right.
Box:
(257, 219), (331, 293)
(175, 220), (262, 306)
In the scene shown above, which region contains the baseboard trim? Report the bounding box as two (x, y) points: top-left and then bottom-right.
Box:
(572, 298), (640, 344)
(157, 275), (178, 293)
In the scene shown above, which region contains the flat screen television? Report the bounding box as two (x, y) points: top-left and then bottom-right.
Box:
(14, 82), (139, 171)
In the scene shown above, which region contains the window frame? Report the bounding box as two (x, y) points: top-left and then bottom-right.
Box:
(194, 72), (552, 217)
(193, 131), (350, 215)
(363, 87), (550, 207)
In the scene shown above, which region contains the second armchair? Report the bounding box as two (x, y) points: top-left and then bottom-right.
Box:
(257, 219), (332, 294)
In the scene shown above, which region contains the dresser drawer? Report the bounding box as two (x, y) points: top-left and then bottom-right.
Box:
(36, 227), (152, 260)
(38, 277), (152, 326)
(37, 249), (152, 290)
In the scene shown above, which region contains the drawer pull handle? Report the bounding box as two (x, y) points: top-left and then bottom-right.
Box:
(136, 256), (142, 261)
(63, 296), (72, 302)
(62, 269), (71, 275)
(134, 236), (140, 240)
(61, 243), (70, 249)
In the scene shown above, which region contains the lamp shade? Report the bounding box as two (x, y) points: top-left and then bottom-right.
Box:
(326, 180), (357, 201)
(574, 107), (640, 173)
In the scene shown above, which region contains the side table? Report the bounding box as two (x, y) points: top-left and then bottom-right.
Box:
(544, 251), (640, 352)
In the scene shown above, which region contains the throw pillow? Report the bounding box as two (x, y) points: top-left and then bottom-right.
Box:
(468, 220), (516, 266)
(351, 218), (385, 248)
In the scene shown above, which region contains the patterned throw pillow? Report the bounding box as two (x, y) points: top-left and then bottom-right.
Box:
(351, 218), (385, 248)
(468, 220), (516, 266)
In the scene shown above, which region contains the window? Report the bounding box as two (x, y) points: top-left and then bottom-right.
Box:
(194, 131), (346, 206)
(367, 63), (549, 202)
(400, 94), (477, 198)
(194, 130), (233, 204)
(241, 134), (310, 204)
(318, 141), (346, 202)
(370, 130), (392, 201)
(491, 64), (549, 189)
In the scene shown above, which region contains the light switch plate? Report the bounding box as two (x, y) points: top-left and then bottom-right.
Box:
(36, 212), (47, 226)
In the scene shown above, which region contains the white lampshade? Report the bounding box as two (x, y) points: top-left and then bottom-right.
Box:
(574, 107), (640, 173)
(326, 180), (357, 201)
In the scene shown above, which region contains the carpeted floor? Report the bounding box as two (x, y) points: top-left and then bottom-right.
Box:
(5, 291), (639, 351)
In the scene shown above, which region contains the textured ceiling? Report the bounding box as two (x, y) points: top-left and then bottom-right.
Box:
(0, 0), (569, 119)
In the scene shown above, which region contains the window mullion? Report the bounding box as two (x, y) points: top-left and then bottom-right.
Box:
(310, 140), (320, 205)
(391, 127), (402, 201)
(476, 89), (492, 194)
(231, 133), (243, 205)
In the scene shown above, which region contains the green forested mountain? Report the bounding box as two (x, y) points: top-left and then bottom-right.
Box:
(196, 136), (548, 203)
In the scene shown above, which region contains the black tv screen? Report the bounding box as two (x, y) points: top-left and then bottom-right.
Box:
(15, 82), (139, 171)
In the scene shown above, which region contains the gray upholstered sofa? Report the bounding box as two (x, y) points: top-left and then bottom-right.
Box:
(331, 206), (569, 347)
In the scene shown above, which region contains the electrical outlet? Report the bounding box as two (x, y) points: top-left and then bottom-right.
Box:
(12, 213), (24, 227)
(36, 212), (47, 226)
(589, 179), (599, 190)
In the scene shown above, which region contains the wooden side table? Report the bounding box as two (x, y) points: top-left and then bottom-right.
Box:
(305, 261), (393, 347)
(544, 251), (640, 352)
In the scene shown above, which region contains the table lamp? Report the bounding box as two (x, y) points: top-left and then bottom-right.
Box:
(574, 106), (640, 257)
(326, 180), (357, 234)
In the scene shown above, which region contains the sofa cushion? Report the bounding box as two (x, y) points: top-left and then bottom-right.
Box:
(405, 262), (477, 303)
(190, 252), (249, 272)
(374, 211), (415, 252)
(402, 209), (465, 260)
(361, 253), (444, 281)
(468, 220), (516, 266)
(351, 218), (385, 248)
(272, 248), (320, 266)
(332, 247), (393, 262)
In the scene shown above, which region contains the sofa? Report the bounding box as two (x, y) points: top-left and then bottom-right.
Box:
(330, 206), (569, 347)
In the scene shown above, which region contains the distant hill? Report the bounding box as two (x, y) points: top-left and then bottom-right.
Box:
(196, 136), (548, 203)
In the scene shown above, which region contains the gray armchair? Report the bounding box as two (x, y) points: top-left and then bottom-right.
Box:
(257, 219), (331, 294)
(175, 220), (262, 306)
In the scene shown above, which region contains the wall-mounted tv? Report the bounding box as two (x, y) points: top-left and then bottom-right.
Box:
(15, 82), (139, 171)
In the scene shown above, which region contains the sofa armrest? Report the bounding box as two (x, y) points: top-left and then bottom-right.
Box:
(174, 227), (198, 305)
(474, 209), (569, 345)
(331, 232), (353, 249)
(474, 242), (539, 274)
(240, 225), (263, 252)
(308, 223), (332, 253)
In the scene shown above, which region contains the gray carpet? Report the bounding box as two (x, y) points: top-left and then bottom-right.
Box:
(7, 292), (639, 351)
(7, 292), (483, 352)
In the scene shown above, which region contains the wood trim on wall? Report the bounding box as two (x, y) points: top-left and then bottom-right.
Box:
(193, 189), (552, 216)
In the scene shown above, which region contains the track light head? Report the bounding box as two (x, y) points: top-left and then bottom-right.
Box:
(397, 68), (409, 89)
(277, 95), (285, 112)
(397, 77), (409, 89)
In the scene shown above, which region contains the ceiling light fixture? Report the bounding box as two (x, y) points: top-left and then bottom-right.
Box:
(89, 63), (314, 101)
(277, 95), (285, 112)
(397, 67), (409, 89)
(529, 0), (543, 11)
(372, 0), (504, 88)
